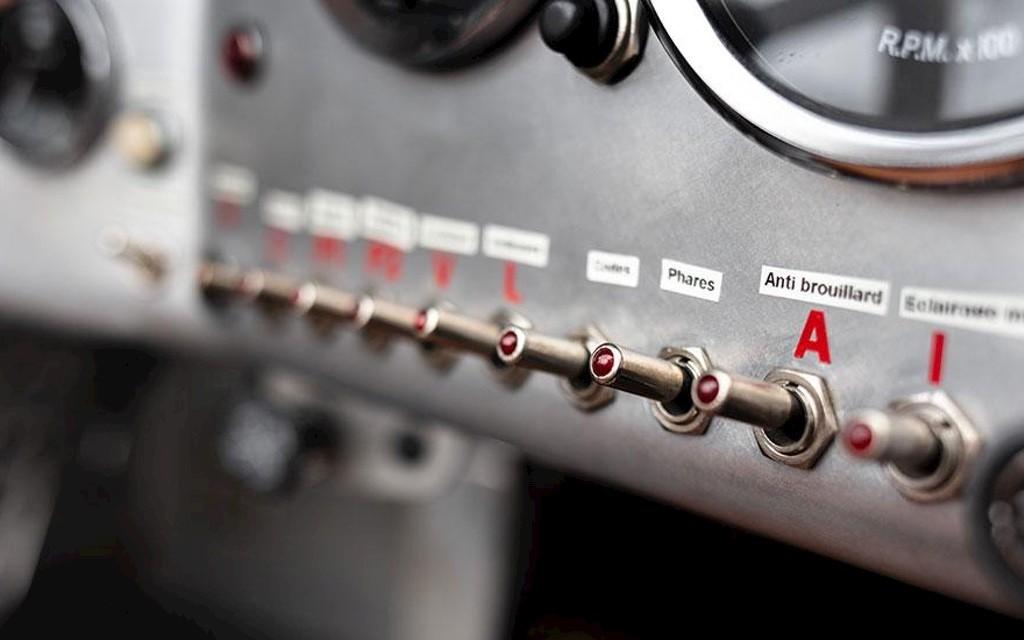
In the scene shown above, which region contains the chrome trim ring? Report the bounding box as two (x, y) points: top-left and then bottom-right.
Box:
(647, 1), (1024, 183)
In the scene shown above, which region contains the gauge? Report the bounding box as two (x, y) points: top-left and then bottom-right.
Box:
(971, 435), (1024, 608)
(648, 1), (1024, 184)
(0, 0), (116, 166)
(321, 0), (540, 68)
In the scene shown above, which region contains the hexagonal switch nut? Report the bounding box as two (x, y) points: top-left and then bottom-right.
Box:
(651, 346), (714, 435)
(753, 368), (838, 469)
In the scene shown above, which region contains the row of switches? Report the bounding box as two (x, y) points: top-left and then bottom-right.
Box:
(200, 263), (981, 502)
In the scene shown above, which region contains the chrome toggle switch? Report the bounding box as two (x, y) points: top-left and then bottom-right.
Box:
(238, 269), (301, 314)
(589, 342), (713, 433)
(843, 410), (941, 471)
(416, 307), (502, 358)
(496, 325), (614, 411)
(590, 343), (685, 402)
(199, 261), (245, 301)
(359, 296), (420, 337)
(417, 307), (531, 387)
(841, 391), (981, 502)
(293, 283), (364, 332)
(693, 370), (805, 433)
(692, 368), (837, 468)
(497, 325), (588, 379)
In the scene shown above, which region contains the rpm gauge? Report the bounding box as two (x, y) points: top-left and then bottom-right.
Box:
(648, 0), (1024, 184)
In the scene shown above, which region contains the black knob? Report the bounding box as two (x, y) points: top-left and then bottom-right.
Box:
(540, 0), (618, 69)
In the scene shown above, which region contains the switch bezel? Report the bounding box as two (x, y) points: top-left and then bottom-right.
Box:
(753, 369), (837, 469)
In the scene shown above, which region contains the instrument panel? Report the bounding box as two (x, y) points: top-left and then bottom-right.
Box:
(1, 0), (1024, 628)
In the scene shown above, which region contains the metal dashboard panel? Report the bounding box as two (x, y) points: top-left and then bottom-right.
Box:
(0, 0), (1015, 617)
(200, 0), (1024, 615)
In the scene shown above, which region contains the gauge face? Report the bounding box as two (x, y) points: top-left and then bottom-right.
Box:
(0, 0), (114, 166)
(648, 1), (1024, 183)
(700, 0), (1024, 133)
(322, 0), (539, 68)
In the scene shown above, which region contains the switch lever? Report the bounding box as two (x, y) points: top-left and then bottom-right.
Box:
(416, 307), (503, 358)
(497, 325), (614, 411)
(693, 367), (837, 468)
(693, 370), (805, 433)
(840, 391), (981, 502)
(496, 326), (589, 380)
(843, 409), (942, 473)
(589, 342), (687, 404)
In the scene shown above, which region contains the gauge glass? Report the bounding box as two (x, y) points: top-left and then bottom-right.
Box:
(698, 0), (1024, 132)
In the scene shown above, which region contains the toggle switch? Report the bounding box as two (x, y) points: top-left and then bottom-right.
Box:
(99, 227), (167, 284)
(497, 325), (588, 379)
(693, 368), (837, 468)
(843, 410), (941, 472)
(590, 343), (686, 402)
(416, 307), (503, 358)
(238, 269), (301, 314)
(293, 283), (364, 333)
(417, 307), (531, 386)
(199, 261), (245, 301)
(496, 325), (614, 411)
(590, 342), (712, 433)
(359, 296), (419, 337)
(693, 370), (805, 434)
(841, 391), (980, 502)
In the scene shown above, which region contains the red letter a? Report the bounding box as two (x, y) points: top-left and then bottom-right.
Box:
(794, 309), (831, 364)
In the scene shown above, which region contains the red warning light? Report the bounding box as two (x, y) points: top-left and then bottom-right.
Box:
(695, 375), (720, 404)
(499, 330), (519, 357)
(845, 423), (874, 455)
(591, 346), (616, 378)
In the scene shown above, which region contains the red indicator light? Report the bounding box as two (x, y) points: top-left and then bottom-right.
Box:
(591, 346), (616, 378)
(223, 26), (264, 82)
(499, 330), (519, 357)
(695, 375), (720, 404)
(845, 423), (874, 454)
(414, 310), (429, 334)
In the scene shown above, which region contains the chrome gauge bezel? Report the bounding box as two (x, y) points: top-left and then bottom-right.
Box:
(0, 0), (117, 167)
(646, 1), (1024, 185)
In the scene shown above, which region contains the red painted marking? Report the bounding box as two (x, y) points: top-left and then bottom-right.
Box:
(591, 346), (616, 378)
(215, 199), (241, 227)
(312, 236), (345, 266)
(432, 252), (456, 289)
(929, 331), (946, 386)
(364, 241), (404, 282)
(503, 261), (523, 303)
(696, 375), (720, 404)
(264, 226), (290, 264)
(794, 309), (832, 364)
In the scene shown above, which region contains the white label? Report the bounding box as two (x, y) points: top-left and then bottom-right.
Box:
(759, 266), (890, 316)
(361, 197), (419, 252)
(210, 164), (256, 205)
(660, 259), (723, 302)
(482, 225), (550, 268)
(306, 189), (360, 240)
(900, 287), (1024, 338)
(586, 250), (640, 288)
(419, 214), (480, 256)
(261, 190), (305, 232)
